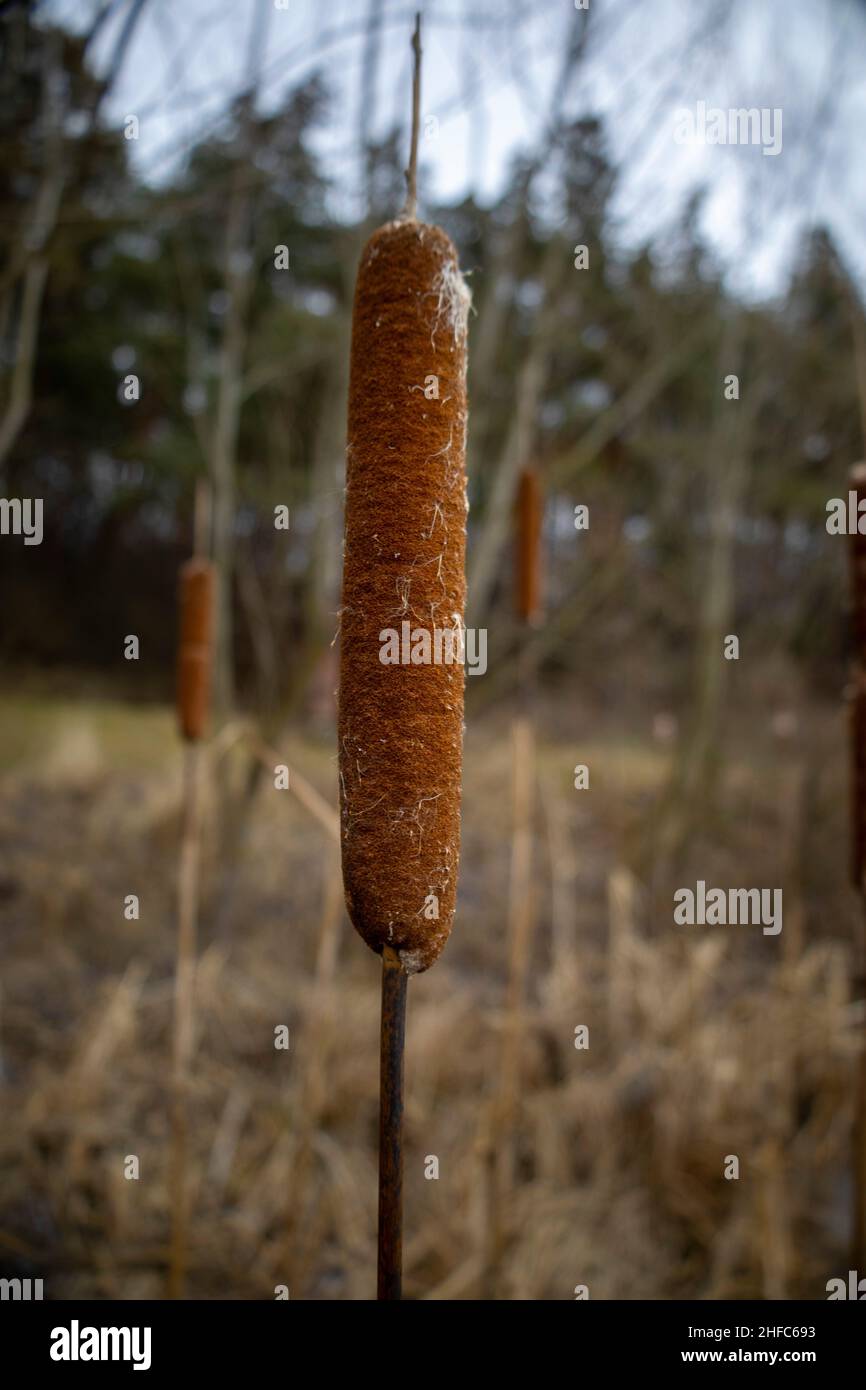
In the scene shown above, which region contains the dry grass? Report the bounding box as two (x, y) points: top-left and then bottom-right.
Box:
(0, 691), (859, 1299)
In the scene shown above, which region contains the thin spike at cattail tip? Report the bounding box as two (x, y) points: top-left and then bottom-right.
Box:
(400, 13), (422, 222)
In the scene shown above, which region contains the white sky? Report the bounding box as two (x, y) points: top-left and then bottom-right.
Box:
(47, 0), (866, 300)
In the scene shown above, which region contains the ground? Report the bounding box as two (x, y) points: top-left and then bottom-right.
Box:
(0, 685), (859, 1299)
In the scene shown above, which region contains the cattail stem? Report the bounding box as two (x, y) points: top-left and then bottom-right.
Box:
(854, 994), (866, 1271)
(378, 947), (408, 1300)
(168, 739), (203, 1297)
(849, 461), (866, 1272)
(193, 476), (211, 560)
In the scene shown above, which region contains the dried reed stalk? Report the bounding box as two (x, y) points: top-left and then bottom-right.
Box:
(481, 714), (535, 1296)
(607, 865), (637, 1053)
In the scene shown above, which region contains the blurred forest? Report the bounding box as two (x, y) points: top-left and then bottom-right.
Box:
(1, 0), (866, 1301)
(1, 3), (862, 715)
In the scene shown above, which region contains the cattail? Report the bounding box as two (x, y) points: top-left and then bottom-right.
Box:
(338, 13), (470, 1299)
(850, 691), (866, 890)
(177, 558), (215, 742)
(338, 216), (470, 974)
(169, 483), (213, 1299)
(481, 470), (544, 1294)
(516, 467), (543, 625)
(849, 461), (866, 1279)
(849, 462), (866, 889)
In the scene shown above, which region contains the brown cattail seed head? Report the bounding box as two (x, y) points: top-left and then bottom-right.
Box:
(516, 467), (543, 624)
(338, 219), (470, 974)
(849, 462), (866, 887)
(177, 558), (215, 742)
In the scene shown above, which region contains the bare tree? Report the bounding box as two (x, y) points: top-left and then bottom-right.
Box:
(467, 7), (591, 624)
(0, 27), (64, 476)
(659, 313), (765, 862)
(0, 1), (150, 479)
(209, 0), (271, 717)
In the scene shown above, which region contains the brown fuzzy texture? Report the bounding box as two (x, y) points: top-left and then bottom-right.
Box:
(176, 558), (215, 742)
(850, 463), (866, 887)
(338, 219), (470, 974)
(516, 467), (543, 624)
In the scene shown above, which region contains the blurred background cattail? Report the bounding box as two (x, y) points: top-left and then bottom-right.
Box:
(481, 464), (544, 1294)
(516, 468), (543, 630)
(169, 483), (214, 1297)
(177, 560), (216, 745)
